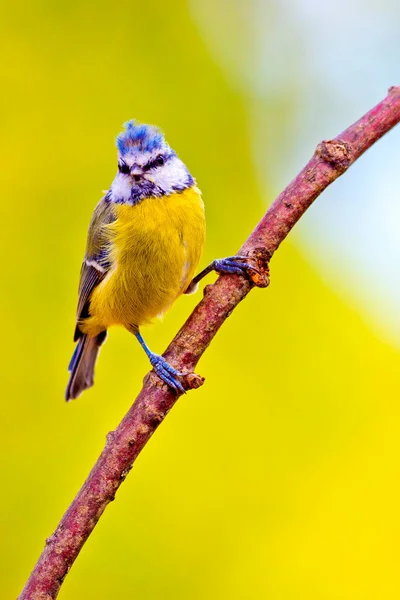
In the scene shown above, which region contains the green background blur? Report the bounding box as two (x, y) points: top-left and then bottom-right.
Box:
(2, 1), (400, 598)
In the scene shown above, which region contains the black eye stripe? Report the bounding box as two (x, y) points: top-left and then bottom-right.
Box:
(118, 152), (173, 174)
(143, 154), (167, 171)
(118, 162), (130, 174)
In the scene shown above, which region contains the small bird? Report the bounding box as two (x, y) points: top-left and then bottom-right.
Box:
(66, 121), (258, 400)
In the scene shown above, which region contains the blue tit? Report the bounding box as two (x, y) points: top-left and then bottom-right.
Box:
(66, 121), (257, 400)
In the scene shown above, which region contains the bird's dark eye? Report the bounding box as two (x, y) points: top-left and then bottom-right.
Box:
(143, 154), (167, 171)
(118, 162), (130, 174)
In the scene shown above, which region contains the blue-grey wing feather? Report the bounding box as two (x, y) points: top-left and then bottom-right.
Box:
(74, 195), (115, 339)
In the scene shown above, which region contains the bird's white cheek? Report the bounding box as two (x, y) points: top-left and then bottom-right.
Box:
(110, 174), (132, 201)
(153, 159), (188, 192)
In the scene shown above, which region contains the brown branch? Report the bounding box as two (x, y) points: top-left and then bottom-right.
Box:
(19, 87), (400, 599)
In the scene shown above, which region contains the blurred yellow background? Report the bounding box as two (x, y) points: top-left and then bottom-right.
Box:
(2, 1), (400, 598)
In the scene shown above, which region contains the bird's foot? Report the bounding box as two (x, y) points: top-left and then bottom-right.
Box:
(185, 250), (270, 293)
(149, 354), (186, 393)
(214, 255), (270, 287)
(149, 354), (204, 393)
(135, 330), (204, 393)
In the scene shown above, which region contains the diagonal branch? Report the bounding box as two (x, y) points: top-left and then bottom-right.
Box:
(19, 86), (400, 600)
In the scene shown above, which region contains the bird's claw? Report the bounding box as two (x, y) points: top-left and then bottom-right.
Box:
(213, 254), (270, 287)
(149, 354), (188, 394)
(213, 255), (261, 278)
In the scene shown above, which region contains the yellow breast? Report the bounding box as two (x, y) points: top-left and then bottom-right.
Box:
(86, 186), (205, 334)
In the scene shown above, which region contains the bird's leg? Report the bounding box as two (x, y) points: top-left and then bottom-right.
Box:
(185, 253), (269, 294)
(134, 330), (187, 394)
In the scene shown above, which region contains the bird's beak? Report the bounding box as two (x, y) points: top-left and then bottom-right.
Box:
(130, 166), (143, 178)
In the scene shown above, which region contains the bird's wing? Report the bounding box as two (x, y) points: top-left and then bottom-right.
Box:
(74, 195), (116, 340)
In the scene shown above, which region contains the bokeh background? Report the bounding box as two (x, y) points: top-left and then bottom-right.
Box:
(2, 1), (400, 598)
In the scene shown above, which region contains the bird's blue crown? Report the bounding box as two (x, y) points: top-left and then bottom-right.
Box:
(109, 119), (195, 206)
(116, 120), (164, 155)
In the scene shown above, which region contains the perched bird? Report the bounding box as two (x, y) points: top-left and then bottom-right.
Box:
(66, 121), (258, 400)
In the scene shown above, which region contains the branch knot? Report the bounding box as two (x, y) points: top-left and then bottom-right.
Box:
(317, 140), (353, 174)
(248, 247), (270, 288)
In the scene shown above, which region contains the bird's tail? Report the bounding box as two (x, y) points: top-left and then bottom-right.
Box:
(65, 331), (107, 401)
